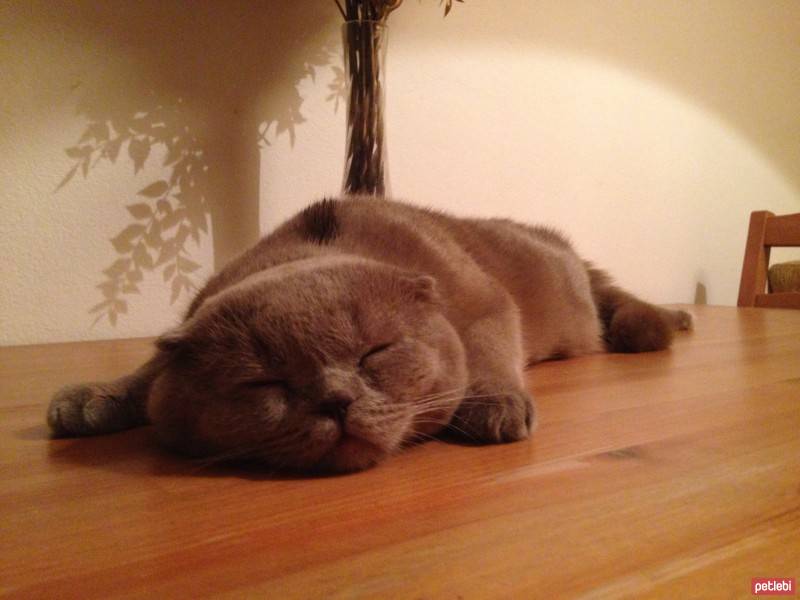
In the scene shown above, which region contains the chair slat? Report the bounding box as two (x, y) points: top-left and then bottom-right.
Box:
(764, 212), (800, 247)
(754, 292), (800, 309)
(737, 211), (772, 307)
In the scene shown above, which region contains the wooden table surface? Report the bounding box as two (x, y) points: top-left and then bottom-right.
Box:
(1, 305), (798, 599)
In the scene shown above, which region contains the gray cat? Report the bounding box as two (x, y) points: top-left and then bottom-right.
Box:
(48, 198), (691, 472)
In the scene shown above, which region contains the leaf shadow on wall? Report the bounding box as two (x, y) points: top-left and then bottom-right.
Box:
(45, 1), (342, 326)
(58, 96), (212, 325)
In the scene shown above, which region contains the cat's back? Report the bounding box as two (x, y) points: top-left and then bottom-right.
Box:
(322, 201), (600, 358)
(189, 198), (503, 322)
(327, 199), (514, 320)
(321, 198), (574, 265)
(189, 198), (601, 360)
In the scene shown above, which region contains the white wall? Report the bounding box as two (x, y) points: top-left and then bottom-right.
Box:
(2, 1), (800, 346)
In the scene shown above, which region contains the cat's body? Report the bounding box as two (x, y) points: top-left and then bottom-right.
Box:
(48, 198), (691, 472)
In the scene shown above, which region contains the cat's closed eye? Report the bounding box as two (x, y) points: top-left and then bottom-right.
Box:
(242, 379), (287, 390)
(359, 343), (394, 368)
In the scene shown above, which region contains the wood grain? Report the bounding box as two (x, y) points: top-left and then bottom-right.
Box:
(1, 305), (799, 599)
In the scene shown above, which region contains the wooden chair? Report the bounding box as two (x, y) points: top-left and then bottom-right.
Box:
(737, 210), (800, 308)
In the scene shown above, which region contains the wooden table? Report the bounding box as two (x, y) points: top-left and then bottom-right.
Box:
(1, 306), (798, 599)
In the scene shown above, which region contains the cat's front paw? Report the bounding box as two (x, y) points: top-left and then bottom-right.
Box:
(47, 383), (130, 437)
(672, 309), (693, 331)
(449, 387), (535, 443)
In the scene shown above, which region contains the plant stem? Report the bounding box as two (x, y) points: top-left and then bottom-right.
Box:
(342, 20), (386, 195)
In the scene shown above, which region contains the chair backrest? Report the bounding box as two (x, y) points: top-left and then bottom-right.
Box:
(737, 210), (800, 308)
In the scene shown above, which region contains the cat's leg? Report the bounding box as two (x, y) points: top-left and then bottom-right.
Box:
(448, 305), (535, 444)
(585, 264), (693, 353)
(47, 353), (164, 437)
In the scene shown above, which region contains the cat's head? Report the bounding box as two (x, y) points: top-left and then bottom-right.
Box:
(147, 256), (467, 473)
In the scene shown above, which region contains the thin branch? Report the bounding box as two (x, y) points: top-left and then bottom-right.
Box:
(334, 0), (347, 20)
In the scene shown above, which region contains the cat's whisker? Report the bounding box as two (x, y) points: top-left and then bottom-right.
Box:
(411, 394), (464, 407)
(408, 387), (461, 403)
(412, 388), (515, 407)
(442, 421), (478, 441)
(413, 396), (503, 411)
(410, 411), (477, 440)
(185, 446), (264, 471)
(410, 416), (449, 427)
(411, 385), (469, 403)
(404, 431), (438, 445)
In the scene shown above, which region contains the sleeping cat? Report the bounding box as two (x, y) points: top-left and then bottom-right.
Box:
(48, 198), (691, 472)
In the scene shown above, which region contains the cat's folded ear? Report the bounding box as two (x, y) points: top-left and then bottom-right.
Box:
(400, 274), (441, 305)
(156, 321), (193, 353)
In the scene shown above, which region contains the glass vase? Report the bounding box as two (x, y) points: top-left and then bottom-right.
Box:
(341, 20), (389, 196)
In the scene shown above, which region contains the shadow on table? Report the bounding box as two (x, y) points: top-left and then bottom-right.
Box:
(39, 425), (429, 481)
(16, 424), (52, 441)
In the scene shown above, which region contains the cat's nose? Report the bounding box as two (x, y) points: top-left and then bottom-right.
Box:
(319, 394), (352, 423)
